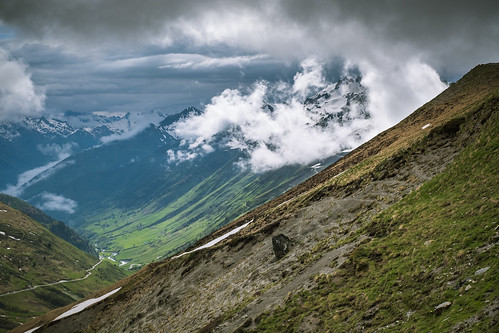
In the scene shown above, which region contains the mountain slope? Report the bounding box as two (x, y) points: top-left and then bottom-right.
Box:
(16, 64), (498, 332)
(0, 194), (96, 255)
(0, 202), (127, 332)
(82, 153), (344, 264)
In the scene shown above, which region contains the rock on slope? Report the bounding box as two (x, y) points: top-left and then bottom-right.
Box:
(16, 63), (499, 333)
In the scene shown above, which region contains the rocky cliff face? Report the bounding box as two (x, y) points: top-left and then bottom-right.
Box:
(16, 64), (499, 333)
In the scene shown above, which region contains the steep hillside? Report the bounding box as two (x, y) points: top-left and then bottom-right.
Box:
(15, 63), (499, 333)
(0, 203), (127, 332)
(0, 194), (96, 255)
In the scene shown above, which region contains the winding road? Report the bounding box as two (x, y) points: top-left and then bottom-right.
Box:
(0, 260), (103, 297)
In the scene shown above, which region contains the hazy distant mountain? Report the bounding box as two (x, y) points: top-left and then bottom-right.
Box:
(0, 109), (166, 190)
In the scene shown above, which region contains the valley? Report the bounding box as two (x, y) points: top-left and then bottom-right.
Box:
(1, 1), (497, 332)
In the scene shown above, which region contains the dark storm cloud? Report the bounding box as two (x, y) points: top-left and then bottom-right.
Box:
(1, 0), (497, 74)
(0, 0), (497, 120)
(0, 39), (295, 115)
(1, 0), (497, 169)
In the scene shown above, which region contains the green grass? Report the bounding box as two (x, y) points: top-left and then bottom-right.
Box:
(252, 98), (498, 332)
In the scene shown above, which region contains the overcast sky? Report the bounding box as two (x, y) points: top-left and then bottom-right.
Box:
(0, 0), (498, 122)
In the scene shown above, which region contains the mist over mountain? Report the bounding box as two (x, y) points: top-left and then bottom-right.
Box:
(0, 109), (166, 191)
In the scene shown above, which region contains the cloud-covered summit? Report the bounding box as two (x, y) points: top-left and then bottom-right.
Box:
(169, 59), (445, 172)
(0, 48), (45, 121)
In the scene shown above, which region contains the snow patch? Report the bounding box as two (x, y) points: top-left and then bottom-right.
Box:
(174, 220), (252, 258)
(53, 287), (122, 321)
(422, 123), (431, 130)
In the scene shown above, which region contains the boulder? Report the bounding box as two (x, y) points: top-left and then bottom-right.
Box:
(272, 234), (292, 260)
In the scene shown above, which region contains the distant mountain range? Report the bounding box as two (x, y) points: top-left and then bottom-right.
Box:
(0, 109), (166, 191)
(0, 75), (369, 264)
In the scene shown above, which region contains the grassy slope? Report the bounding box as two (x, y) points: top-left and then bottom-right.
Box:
(0, 194), (96, 256)
(0, 203), (98, 294)
(252, 96), (498, 331)
(0, 204), (128, 332)
(0, 261), (127, 332)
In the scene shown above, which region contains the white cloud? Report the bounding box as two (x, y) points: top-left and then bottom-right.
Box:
(358, 58), (448, 131)
(292, 58), (327, 101)
(37, 142), (79, 159)
(0, 47), (45, 121)
(2, 159), (74, 197)
(158, 54), (269, 70)
(166, 149), (198, 164)
(100, 124), (149, 144)
(3, 143), (78, 197)
(173, 60), (374, 172)
(37, 192), (77, 214)
(171, 57), (448, 172)
(99, 111), (164, 144)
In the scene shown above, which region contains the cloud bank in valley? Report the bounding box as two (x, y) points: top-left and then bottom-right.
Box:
(36, 192), (78, 214)
(2, 157), (75, 197)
